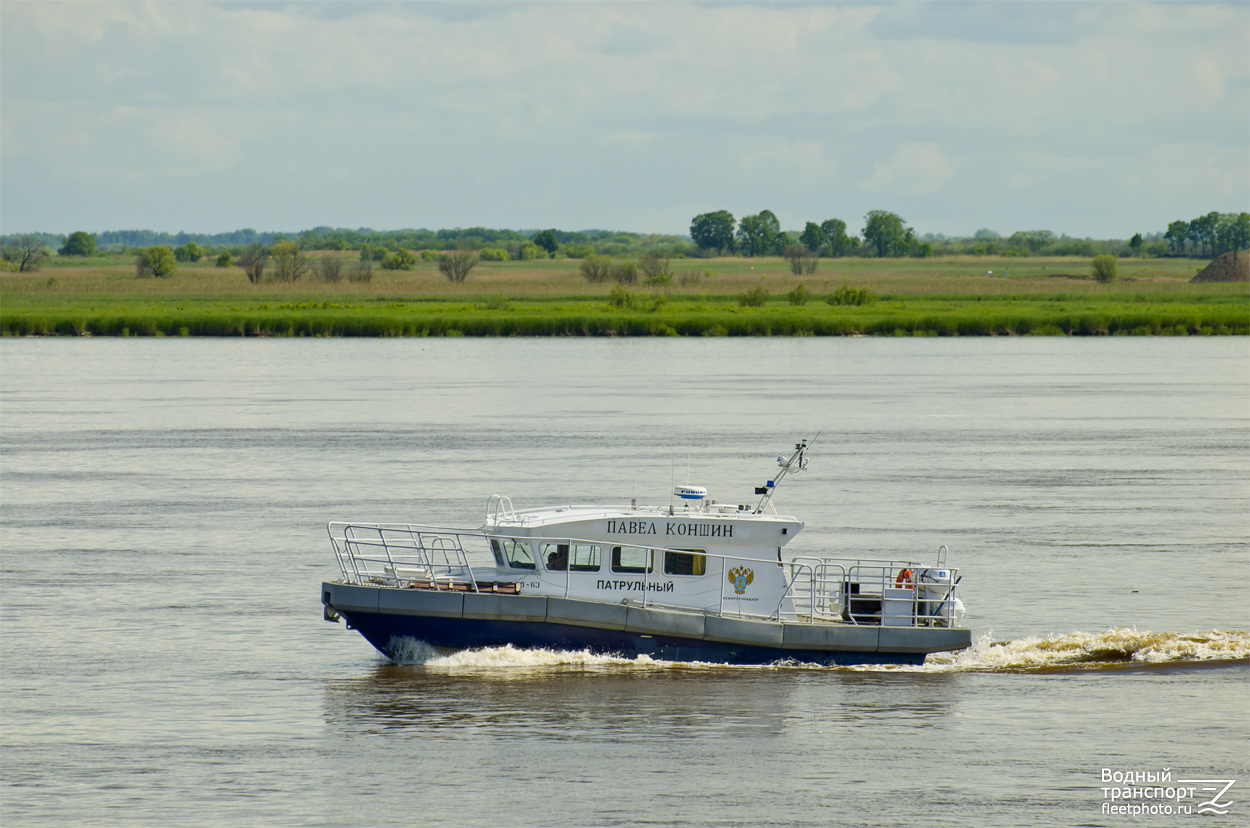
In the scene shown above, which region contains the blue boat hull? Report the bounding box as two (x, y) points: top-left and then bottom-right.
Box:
(337, 609), (928, 667)
(322, 581), (970, 666)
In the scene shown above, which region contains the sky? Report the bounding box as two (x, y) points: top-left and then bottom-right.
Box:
(1, 0), (1247, 240)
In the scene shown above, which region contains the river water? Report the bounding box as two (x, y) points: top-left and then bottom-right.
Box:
(1, 337), (1247, 827)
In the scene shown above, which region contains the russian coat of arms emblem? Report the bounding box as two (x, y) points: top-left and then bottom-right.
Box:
(727, 566), (754, 595)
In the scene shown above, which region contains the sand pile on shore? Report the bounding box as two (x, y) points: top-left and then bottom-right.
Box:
(1190, 250), (1249, 282)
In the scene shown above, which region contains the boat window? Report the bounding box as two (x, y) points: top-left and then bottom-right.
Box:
(570, 543), (601, 572)
(542, 543), (568, 571)
(542, 542), (601, 572)
(664, 549), (707, 576)
(611, 545), (653, 574)
(499, 539), (534, 570)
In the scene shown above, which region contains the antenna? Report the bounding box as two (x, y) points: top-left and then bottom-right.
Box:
(669, 453), (675, 513)
(631, 461), (638, 509)
(753, 434), (819, 514)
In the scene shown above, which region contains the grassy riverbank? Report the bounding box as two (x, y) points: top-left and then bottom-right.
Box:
(3, 255), (1246, 336)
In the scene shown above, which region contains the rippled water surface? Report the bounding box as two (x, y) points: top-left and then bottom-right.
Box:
(2, 338), (1247, 827)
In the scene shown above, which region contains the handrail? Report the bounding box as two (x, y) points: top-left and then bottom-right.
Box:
(485, 495), (517, 523)
(330, 523), (483, 590)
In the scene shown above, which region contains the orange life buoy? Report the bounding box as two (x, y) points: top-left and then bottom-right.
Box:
(895, 568), (914, 588)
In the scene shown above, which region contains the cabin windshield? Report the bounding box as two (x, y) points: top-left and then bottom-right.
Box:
(492, 538), (534, 570)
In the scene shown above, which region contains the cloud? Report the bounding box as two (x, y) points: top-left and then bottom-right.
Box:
(869, 1), (1085, 45)
(601, 130), (659, 147)
(597, 21), (668, 57)
(860, 143), (953, 194)
(1, 1), (1246, 237)
(739, 138), (838, 178)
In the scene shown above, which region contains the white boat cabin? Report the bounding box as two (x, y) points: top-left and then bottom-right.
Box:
(481, 492), (803, 616)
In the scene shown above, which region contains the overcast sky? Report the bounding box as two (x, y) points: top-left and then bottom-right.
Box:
(2, 1), (1247, 240)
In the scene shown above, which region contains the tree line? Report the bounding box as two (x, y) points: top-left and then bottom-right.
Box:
(689, 209), (1250, 259)
(1162, 212), (1250, 258)
(0, 226), (692, 259)
(4, 210), (1247, 275)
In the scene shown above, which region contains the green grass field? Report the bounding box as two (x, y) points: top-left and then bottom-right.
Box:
(2, 254), (1246, 336)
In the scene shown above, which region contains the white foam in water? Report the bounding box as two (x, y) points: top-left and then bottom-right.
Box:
(387, 629), (1248, 673)
(918, 628), (1250, 673)
(387, 638), (672, 670)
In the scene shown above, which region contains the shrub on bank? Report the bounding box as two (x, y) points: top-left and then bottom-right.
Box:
(738, 286), (769, 307)
(580, 255), (612, 283)
(1092, 254), (1119, 284)
(826, 286), (874, 306)
(135, 246), (176, 279)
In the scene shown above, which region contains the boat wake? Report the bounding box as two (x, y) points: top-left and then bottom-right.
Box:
(386, 629), (1249, 674)
(887, 628), (1250, 674)
(388, 638), (666, 669)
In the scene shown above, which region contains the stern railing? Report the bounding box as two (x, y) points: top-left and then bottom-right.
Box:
(788, 556), (961, 628)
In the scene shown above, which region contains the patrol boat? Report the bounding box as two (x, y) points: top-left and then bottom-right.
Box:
(321, 439), (970, 666)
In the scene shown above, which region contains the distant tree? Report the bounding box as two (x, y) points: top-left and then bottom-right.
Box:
(1007, 230), (1056, 255)
(215, 251), (232, 268)
(1187, 212), (1219, 257)
(736, 210), (780, 257)
(531, 229), (559, 257)
(973, 228), (1001, 240)
(783, 244), (818, 275)
(59, 231), (97, 257)
(381, 249), (417, 270)
(1164, 220), (1189, 256)
(135, 246), (176, 278)
(1091, 254), (1118, 284)
(611, 260), (638, 285)
(238, 243), (269, 284)
(317, 256), (344, 283)
(1129, 233), (1143, 256)
(771, 230), (796, 256)
(272, 241), (311, 282)
(580, 254), (612, 283)
(174, 241), (203, 262)
(1226, 212), (1250, 253)
(2, 236), (50, 271)
(1208, 212), (1250, 256)
(639, 253), (670, 282)
(516, 242), (544, 260)
(348, 259), (373, 284)
(821, 219), (852, 257)
(862, 210), (909, 257)
(438, 249), (479, 282)
(690, 210), (736, 254)
(799, 222), (826, 253)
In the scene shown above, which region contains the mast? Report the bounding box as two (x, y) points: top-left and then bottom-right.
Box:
(753, 435), (817, 514)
